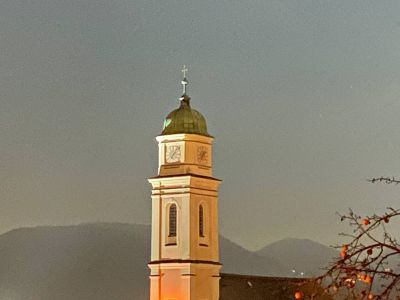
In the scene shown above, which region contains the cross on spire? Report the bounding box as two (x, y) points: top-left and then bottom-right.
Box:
(181, 65), (188, 78)
(181, 65), (188, 95)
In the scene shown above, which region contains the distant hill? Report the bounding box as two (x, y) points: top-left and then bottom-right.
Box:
(256, 238), (339, 276)
(0, 223), (150, 300)
(0, 223), (287, 300)
(221, 235), (285, 277)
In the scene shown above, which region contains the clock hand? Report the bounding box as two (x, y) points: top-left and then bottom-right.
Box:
(171, 148), (177, 159)
(201, 151), (206, 160)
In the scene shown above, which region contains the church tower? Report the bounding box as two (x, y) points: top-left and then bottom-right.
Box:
(148, 67), (221, 300)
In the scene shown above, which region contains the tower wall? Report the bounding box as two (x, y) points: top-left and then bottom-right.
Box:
(149, 133), (221, 300)
(149, 263), (221, 300)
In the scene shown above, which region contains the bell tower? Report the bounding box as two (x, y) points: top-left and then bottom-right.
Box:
(148, 67), (221, 300)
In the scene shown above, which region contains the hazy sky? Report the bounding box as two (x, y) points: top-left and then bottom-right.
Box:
(1, 0), (400, 250)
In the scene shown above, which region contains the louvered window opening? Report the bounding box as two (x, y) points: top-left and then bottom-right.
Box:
(169, 204), (177, 237)
(199, 205), (204, 237)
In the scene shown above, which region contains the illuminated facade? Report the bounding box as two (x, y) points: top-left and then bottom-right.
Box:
(148, 69), (221, 300)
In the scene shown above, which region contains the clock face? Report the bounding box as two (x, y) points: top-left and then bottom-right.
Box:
(166, 145), (182, 163)
(197, 146), (208, 164)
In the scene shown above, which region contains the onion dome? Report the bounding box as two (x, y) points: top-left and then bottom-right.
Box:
(161, 66), (210, 136)
(162, 94), (209, 136)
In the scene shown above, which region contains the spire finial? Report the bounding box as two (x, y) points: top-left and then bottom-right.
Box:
(181, 65), (188, 95)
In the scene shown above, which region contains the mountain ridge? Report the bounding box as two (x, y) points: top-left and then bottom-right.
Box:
(0, 223), (337, 300)
(256, 237), (339, 276)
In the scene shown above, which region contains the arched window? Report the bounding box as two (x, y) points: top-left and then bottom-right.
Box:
(199, 205), (204, 237)
(168, 204), (177, 237)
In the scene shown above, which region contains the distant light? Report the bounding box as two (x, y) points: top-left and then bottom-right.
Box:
(385, 268), (392, 272)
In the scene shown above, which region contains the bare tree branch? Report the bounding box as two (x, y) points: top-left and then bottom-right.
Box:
(368, 177), (400, 185)
(307, 177), (400, 300)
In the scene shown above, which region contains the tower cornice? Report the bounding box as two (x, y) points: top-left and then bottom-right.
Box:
(156, 133), (214, 143)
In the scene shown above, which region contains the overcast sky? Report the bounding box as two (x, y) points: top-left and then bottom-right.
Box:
(1, 0), (400, 250)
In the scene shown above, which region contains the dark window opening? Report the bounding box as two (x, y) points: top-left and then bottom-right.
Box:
(169, 204), (177, 237)
(199, 205), (204, 237)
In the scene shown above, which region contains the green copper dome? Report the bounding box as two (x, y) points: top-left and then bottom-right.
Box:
(162, 95), (210, 136)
